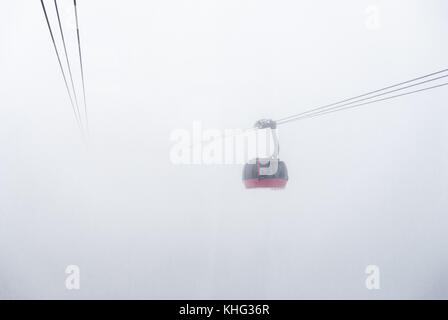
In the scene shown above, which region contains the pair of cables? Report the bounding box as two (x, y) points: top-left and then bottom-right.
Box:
(191, 67), (448, 151)
(276, 68), (448, 125)
(40, 0), (88, 136)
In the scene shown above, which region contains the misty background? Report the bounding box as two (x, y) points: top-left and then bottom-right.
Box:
(1, 0), (447, 299)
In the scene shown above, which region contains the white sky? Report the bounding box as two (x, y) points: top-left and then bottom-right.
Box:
(1, 0), (448, 299)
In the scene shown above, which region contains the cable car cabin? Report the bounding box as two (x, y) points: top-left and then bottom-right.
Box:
(242, 119), (289, 189)
(243, 159), (288, 188)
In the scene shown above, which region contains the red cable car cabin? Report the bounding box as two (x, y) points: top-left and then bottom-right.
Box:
(242, 119), (289, 189)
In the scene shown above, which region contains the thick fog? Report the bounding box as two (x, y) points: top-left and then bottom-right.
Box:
(1, 0), (447, 299)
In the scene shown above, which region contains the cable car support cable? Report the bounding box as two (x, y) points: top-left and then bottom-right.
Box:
(276, 68), (448, 125)
(288, 81), (448, 123)
(40, 0), (82, 130)
(74, 0), (89, 132)
(54, 0), (82, 127)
